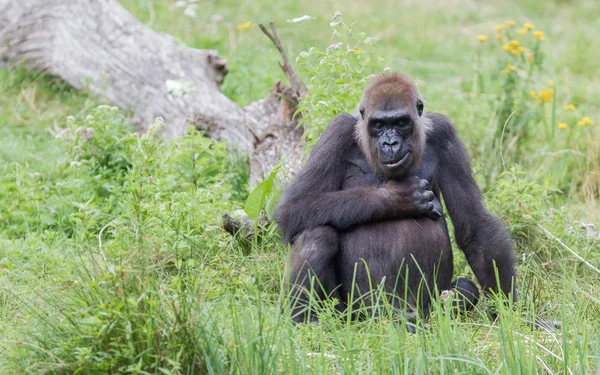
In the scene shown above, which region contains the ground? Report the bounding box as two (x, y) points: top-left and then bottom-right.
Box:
(0, 0), (599, 373)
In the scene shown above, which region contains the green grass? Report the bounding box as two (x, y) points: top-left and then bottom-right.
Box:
(0, 0), (599, 373)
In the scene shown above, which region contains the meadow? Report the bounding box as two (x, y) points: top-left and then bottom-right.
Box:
(0, 0), (599, 373)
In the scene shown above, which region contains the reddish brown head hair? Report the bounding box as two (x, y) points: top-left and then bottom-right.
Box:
(360, 73), (421, 114)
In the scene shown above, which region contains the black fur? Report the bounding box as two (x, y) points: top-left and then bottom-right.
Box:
(276, 112), (516, 325)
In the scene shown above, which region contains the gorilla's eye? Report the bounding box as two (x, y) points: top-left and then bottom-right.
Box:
(396, 121), (413, 134)
(371, 121), (384, 130)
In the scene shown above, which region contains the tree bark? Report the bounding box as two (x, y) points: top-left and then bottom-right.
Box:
(0, 0), (304, 186)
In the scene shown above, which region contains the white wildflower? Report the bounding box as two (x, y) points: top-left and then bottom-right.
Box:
(439, 289), (455, 301)
(183, 4), (198, 18)
(165, 79), (195, 96)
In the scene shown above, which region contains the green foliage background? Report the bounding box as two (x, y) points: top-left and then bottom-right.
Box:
(0, 0), (598, 373)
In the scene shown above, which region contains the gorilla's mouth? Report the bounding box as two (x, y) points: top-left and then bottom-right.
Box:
(382, 152), (410, 168)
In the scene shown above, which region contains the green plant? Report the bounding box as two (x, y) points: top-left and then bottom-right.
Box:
(472, 21), (598, 198)
(295, 13), (383, 146)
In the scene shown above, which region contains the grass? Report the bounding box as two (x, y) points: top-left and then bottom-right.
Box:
(0, 0), (599, 373)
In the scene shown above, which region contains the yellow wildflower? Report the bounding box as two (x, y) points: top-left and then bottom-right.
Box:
(577, 120), (585, 126)
(547, 80), (555, 86)
(516, 28), (527, 35)
(527, 53), (535, 62)
(524, 23), (534, 30)
(564, 104), (576, 111)
(533, 31), (544, 41)
(237, 21), (254, 30)
(502, 40), (526, 54)
(477, 35), (488, 42)
(496, 34), (504, 41)
(582, 117), (593, 125)
(506, 20), (517, 27)
(500, 65), (515, 75)
(352, 48), (361, 53)
(529, 90), (536, 98)
(538, 88), (553, 103)
(495, 24), (506, 31)
(558, 122), (568, 129)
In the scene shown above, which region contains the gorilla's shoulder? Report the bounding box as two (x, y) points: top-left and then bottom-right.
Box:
(424, 112), (458, 146)
(326, 113), (358, 132)
(319, 113), (358, 142)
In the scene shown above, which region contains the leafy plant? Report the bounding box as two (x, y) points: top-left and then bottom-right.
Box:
(473, 21), (598, 198)
(295, 13), (383, 146)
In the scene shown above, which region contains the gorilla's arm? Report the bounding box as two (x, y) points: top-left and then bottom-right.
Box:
(276, 114), (382, 242)
(276, 114), (432, 243)
(429, 113), (517, 298)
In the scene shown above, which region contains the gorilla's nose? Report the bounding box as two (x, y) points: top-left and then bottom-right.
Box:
(382, 140), (400, 155)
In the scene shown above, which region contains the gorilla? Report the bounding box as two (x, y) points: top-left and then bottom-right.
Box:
(275, 73), (517, 327)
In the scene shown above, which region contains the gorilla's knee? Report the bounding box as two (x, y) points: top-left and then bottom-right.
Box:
(294, 226), (339, 263)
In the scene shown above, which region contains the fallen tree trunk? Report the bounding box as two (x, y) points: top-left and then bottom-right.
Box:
(0, 0), (305, 186)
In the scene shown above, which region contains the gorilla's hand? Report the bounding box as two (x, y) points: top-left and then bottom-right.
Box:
(428, 195), (444, 220)
(382, 177), (442, 219)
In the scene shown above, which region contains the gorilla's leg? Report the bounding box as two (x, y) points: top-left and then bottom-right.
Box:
(450, 278), (480, 312)
(401, 278), (479, 333)
(289, 226), (341, 323)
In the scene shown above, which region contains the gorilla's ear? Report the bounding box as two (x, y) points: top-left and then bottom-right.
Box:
(359, 107), (365, 120)
(416, 100), (424, 117)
